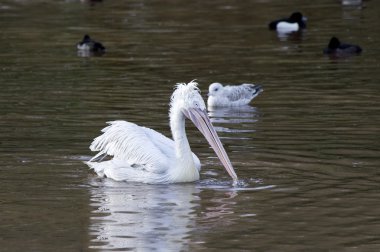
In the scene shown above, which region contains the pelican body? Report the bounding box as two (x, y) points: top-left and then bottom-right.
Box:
(207, 82), (263, 107)
(87, 81), (237, 184)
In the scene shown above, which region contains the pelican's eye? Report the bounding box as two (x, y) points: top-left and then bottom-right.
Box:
(214, 88), (219, 92)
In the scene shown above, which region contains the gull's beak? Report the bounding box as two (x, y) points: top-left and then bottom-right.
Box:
(183, 107), (238, 182)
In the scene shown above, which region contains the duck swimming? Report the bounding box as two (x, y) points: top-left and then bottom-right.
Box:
(77, 34), (106, 53)
(323, 37), (362, 56)
(269, 12), (307, 33)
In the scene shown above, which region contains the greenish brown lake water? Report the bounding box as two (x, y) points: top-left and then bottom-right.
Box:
(0, 0), (379, 251)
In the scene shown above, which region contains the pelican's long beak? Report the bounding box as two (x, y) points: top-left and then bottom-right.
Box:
(183, 107), (238, 182)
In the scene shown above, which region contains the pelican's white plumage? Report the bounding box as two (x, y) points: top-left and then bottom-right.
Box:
(207, 82), (263, 107)
(87, 81), (237, 184)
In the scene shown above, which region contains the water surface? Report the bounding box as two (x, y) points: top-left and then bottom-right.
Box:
(0, 0), (380, 251)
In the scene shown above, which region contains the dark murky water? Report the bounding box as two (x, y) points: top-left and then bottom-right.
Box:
(1, 0), (379, 251)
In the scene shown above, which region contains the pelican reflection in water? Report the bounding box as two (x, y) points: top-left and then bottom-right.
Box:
(87, 81), (237, 184)
(88, 179), (242, 251)
(89, 180), (200, 251)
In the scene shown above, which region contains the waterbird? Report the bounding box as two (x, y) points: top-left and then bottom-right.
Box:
(77, 34), (105, 53)
(341, 0), (362, 6)
(268, 12), (307, 33)
(207, 82), (263, 107)
(86, 81), (238, 184)
(323, 37), (362, 56)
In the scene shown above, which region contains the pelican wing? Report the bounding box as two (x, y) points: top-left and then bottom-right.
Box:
(89, 120), (173, 174)
(224, 84), (259, 101)
(142, 124), (201, 171)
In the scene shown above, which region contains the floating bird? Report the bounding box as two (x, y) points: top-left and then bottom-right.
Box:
(323, 37), (362, 56)
(207, 82), (263, 107)
(80, 0), (103, 4)
(77, 34), (105, 53)
(341, 0), (362, 6)
(269, 12), (307, 33)
(86, 81), (238, 184)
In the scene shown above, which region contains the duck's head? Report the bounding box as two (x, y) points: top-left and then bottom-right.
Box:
(328, 37), (341, 49)
(290, 12), (303, 21)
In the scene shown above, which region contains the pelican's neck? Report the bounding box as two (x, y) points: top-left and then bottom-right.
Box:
(170, 108), (193, 162)
(169, 107), (199, 181)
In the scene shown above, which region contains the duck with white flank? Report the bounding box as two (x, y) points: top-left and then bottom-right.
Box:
(269, 12), (307, 33)
(77, 34), (106, 53)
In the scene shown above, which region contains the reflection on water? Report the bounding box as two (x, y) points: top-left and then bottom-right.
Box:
(197, 190), (239, 231)
(208, 105), (259, 134)
(276, 30), (305, 43)
(77, 50), (105, 58)
(89, 179), (199, 251)
(87, 177), (267, 251)
(1, 0), (380, 251)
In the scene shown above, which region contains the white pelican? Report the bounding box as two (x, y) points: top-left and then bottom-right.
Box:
(87, 81), (238, 184)
(207, 82), (263, 107)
